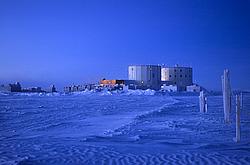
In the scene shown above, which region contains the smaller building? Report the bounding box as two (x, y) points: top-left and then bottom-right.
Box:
(45, 85), (57, 93)
(64, 84), (96, 93)
(64, 85), (84, 92)
(49, 85), (57, 93)
(186, 84), (202, 92)
(161, 84), (178, 92)
(10, 82), (22, 92)
(22, 87), (44, 93)
(124, 80), (141, 90)
(0, 84), (9, 92)
(0, 82), (58, 93)
(100, 79), (126, 90)
(100, 79), (125, 86)
(5, 82), (22, 92)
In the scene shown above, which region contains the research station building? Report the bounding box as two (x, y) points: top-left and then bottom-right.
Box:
(128, 65), (161, 90)
(161, 65), (193, 91)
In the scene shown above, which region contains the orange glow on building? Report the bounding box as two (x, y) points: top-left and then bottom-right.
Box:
(100, 80), (125, 86)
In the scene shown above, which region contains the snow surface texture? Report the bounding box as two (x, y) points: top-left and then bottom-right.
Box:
(0, 91), (250, 164)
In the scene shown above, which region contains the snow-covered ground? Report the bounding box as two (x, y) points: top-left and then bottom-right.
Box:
(0, 91), (250, 164)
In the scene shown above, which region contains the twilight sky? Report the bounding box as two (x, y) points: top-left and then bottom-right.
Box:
(0, 0), (250, 90)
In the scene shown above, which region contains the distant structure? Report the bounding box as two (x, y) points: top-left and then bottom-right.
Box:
(161, 65), (193, 91)
(48, 85), (57, 93)
(22, 87), (43, 93)
(0, 82), (22, 92)
(0, 82), (57, 93)
(186, 84), (203, 92)
(0, 84), (9, 92)
(100, 79), (125, 86)
(64, 85), (84, 92)
(64, 84), (95, 93)
(97, 65), (199, 92)
(128, 65), (161, 90)
(62, 64), (200, 92)
(99, 79), (125, 90)
(98, 79), (138, 90)
(161, 84), (178, 92)
(9, 82), (22, 92)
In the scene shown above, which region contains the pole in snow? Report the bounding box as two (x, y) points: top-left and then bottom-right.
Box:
(241, 92), (243, 111)
(234, 94), (241, 143)
(205, 97), (208, 113)
(222, 69), (231, 123)
(199, 91), (207, 113)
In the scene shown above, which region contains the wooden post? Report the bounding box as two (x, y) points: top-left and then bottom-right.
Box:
(222, 69), (231, 123)
(234, 94), (241, 142)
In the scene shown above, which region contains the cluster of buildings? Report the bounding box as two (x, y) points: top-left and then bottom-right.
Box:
(1, 65), (202, 93)
(64, 65), (203, 93)
(0, 82), (57, 93)
(0, 65), (202, 93)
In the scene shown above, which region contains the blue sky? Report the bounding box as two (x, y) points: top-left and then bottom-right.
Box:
(0, 0), (249, 90)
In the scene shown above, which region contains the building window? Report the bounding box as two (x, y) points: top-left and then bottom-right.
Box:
(185, 75), (187, 78)
(169, 75), (172, 78)
(180, 69), (182, 72)
(174, 75), (176, 78)
(180, 75), (182, 78)
(174, 69), (176, 72)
